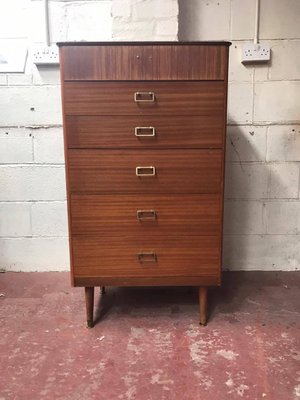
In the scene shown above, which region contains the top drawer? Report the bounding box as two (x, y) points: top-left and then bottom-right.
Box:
(60, 44), (229, 81)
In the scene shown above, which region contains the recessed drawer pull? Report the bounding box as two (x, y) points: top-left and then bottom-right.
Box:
(134, 92), (155, 103)
(137, 210), (157, 221)
(138, 252), (157, 263)
(136, 166), (156, 177)
(135, 127), (156, 137)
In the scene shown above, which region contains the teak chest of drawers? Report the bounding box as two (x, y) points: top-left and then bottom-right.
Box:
(58, 41), (231, 327)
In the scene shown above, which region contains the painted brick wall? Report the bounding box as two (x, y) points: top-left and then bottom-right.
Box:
(112, 0), (178, 40)
(0, 0), (112, 271)
(179, 0), (300, 271)
(1, 0), (299, 272)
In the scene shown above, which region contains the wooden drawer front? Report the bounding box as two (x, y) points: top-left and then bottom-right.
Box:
(61, 45), (228, 81)
(72, 235), (220, 277)
(66, 115), (224, 149)
(64, 82), (225, 116)
(68, 150), (222, 194)
(71, 194), (221, 236)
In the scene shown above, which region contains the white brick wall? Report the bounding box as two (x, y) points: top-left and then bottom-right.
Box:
(33, 128), (65, 164)
(30, 0), (112, 43)
(0, 86), (62, 126)
(266, 201), (300, 235)
(228, 83), (253, 124)
(226, 126), (267, 162)
(267, 125), (300, 162)
(112, 0), (178, 40)
(0, 237), (69, 271)
(0, 0), (112, 271)
(225, 164), (269, 200)
(223, 234), (300, 271)
(179, 0), (230, 41)
(259, 0), (300, 39)
(31, 202), (68, 236)
(0, 203), (32, 237)
(0, 166), (66, 201)
(0, 129), (33, 163)
(179, 0), (300, 271)
(268, 40), (300, 80)
(230, 0), (255, 40)
(224, 200), (265, 235)
(1, 0), (299, 272)
(254, 82), (300, 123)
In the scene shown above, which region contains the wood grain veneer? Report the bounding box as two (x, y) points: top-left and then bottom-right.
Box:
(68, 149), (222, 194)
(71, 194), (221, 236)
(74, 275), (220, 287)
(60, 44), (228, 81)
(59, 41), (231, 326)
(66, 115), (224, 149)
(64, 81), (224, 116)
(72, 235), (220, 277)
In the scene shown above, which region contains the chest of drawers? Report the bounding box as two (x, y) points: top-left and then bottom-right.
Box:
(58, 41), (231, 327)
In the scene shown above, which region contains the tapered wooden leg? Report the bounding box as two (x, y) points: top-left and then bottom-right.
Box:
(85, 287), (94, 328)
(100, 286), (106, 295)
(199, 287), (208, 326)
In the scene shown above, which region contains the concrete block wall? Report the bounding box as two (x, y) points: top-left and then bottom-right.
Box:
(179, 0), (300, 271)
(1, 0), (299, 272)
(112, 0), (178, 40)
(0, 0), (112, 271)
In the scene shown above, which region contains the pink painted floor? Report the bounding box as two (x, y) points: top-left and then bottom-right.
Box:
(0, 272), (299, 400)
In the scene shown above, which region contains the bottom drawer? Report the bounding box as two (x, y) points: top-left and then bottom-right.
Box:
(72, 235), (220, 278)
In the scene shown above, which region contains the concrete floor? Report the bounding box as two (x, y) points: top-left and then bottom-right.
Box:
(0, 272), (299, 400)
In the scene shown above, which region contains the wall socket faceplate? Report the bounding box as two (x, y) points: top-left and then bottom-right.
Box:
(33, 45), (59, 65)
(241, 43), (271, 63)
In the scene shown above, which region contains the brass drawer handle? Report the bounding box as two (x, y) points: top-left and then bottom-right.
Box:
(138, 252), (157, 263)
(135, 127), (156, 137)
(137, 210), (157, 221)
(136, 166), (156, 177)
(134, 92), (155, 103)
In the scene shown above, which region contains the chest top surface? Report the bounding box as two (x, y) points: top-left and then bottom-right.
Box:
(58, 41), (231, 81)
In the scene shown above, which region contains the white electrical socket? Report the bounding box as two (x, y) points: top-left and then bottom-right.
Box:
(241, 43), (271, 63)
(33, 45), (59, 65)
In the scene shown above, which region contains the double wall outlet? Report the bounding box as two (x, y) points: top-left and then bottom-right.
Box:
(33, 45), (59, 65)
(241, 43), (271, 63)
